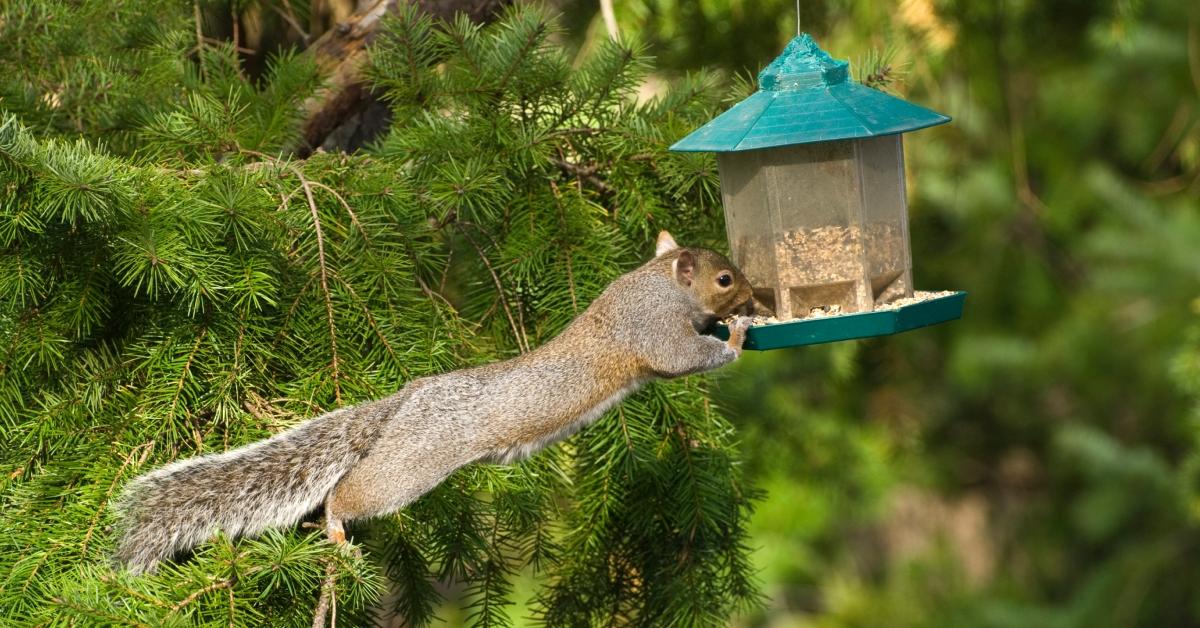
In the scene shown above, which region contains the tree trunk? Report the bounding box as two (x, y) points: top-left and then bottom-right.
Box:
(297, 0), (512, 156)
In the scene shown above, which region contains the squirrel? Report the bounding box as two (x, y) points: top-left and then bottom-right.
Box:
(113, 231), (756, 574)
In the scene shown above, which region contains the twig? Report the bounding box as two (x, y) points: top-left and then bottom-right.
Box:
(550, 157), (615, 195)
(228, 583), (236, 628)
(236, 153), (347, 402)
(415, 271), (457, 317)
(169, 327), (208, 446)
(272, 276), (315, 352)
(548, 180), (579, 313)
(1190, 19), (1200, 96)
(52, 597), (152, 628)
(599, 0), (619, 40)
(192, 0), (207, 82)
(295, 173), (343, 403)
(1141, 174), (1195, 196)
(672, 421), (703, 568)
(231, 6), (240, 57)
(276, 0), (310, 44)
(273, 163), (461, 349)
(219, 314), (247, 451)
(394, 228), (462, 326)
(617, 407), (633, 452)
(307, 181), (365, 234)
(80, 443), (153, 555)
(201, 34), (256, 56)
(438, 247), (453, 294)
(311, 559), (338, 628)
(458, 227), (529, 353)
(335, 274), (412, 379)
(18, 550), (53, 600)
(864, 64), (894, 89)
(170, 578), (232, 612)
(241, 400), (266, 422)
(542, 127), (605, 140)
(98, 573), (172, 609)
(242, 148), (366, 237)
(493, 16), (547, 96)
(1141, 103), (1194, 173)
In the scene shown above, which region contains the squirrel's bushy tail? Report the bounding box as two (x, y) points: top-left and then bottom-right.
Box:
(113, 405), (379, 574)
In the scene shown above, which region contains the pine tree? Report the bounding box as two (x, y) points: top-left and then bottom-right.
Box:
(0, 2), (759, 625)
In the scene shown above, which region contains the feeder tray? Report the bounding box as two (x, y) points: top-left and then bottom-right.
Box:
(711, 291), (966, 351)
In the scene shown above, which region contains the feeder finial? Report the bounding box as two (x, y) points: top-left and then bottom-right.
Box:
(757, 34), (849, 91)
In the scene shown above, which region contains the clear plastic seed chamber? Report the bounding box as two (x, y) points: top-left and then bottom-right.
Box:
(672, 34), (965, 350)
(718, 135), (912, 318)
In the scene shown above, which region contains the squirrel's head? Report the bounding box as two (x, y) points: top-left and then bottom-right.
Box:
(655, 231), (755, 318)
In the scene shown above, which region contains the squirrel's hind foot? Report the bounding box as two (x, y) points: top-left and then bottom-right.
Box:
(323, 516), (363, 559)
(325, 517), (346, 545)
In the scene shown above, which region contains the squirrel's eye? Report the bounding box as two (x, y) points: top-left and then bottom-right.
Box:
(717, 273), (733, 287)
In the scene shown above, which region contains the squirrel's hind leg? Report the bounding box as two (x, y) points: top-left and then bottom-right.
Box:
(323, 499), (362, 561)
(325, 434), (465, 524)
(325, 513), (346, 545)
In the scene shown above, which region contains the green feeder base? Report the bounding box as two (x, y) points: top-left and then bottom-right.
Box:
(711, 291), (967, 351)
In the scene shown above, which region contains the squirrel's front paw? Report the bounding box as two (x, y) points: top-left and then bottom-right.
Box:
(727, 316), (753, 353)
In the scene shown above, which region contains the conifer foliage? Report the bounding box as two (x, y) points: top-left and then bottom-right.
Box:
(0, 2), (758, 625)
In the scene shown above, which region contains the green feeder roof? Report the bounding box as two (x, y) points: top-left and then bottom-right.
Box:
(670, 34), (950, 153)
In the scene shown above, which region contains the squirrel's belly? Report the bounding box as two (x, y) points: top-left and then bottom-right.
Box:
(490, 380), (645, 464)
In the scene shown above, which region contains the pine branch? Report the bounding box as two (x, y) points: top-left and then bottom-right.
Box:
(296, 169), (343, 404)
(311, 558), (337, 628)
(52, 596), (154, 628)
(335, 274), (410, 379)
(171, 577), (233, 612)
(168, 327), (207, 428)
(856, 46), (906, 92)
(548, 181), (580, 314)
(79, 443), (153, 557)
(550, 156), (616, 196)
(193, 0), (208, 83)
(458, 225), (529, 353)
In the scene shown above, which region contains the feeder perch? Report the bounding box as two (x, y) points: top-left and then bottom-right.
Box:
(671, 34), (964, 349)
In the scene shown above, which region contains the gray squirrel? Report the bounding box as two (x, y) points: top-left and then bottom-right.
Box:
(113, 231), (756, 574)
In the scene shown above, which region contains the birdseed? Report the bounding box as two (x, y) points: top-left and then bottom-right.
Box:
(729, 290), (956, 326)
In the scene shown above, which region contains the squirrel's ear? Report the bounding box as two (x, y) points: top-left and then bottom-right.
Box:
(673, 250), (695, 287)
(656, 231), (680, 256)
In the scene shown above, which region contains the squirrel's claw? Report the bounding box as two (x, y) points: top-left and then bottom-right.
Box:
(727, 316), (753, 354)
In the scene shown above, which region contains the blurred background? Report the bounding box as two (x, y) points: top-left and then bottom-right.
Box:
(556, 0), (1200, 625)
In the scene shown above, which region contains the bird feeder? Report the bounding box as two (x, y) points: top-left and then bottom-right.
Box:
(672, 34), (965, 350)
